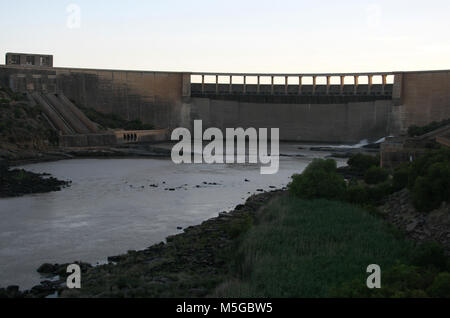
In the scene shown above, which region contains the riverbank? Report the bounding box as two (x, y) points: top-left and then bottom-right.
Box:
(0, 190), (284, 298)
(0, 160), (70, 198)
(3, 143), (173, 167)
(2, 185), (448, 298)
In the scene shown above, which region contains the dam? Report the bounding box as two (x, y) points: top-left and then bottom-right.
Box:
(1, 53), (449, 143)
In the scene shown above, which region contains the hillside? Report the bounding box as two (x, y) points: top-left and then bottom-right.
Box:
(0, 87), (58, 160)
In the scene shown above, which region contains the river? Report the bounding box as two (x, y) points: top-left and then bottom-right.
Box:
(0, 143), (345, 289)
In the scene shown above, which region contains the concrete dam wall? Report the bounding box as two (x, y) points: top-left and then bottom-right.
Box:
(1, 65), (449, 143)
(392, 70), (450, 132)
(188, 98), (393, 143)
(0, 65), (190, 131)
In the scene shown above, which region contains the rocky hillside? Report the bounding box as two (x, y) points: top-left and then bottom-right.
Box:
(0, 87), (58, 161)
(380, 189), (450, 255)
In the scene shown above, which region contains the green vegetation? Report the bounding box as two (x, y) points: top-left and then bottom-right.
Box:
(332, 241), (449, 297)
(291, 151), (450, 212)
(242, 157), (448, 297)
(412, 161), (450, 212)
(407, 118), (450, 137)
(331, 264), (449, 298)
(216, 196), (421, 297)
(215, 154), (449, 297)
(392, 148), (450, 212)
(411, 241), (448, 270)
(392, 163), (411, 191)
(364, 166), (389, 185)
(347, 153), (379, 172)
(345, 182), (393, 206)
(289, 159), (346, 200)
(290, 156), (394, 206)
(79, 106), (154, 130)
(340, 150), (450, 212)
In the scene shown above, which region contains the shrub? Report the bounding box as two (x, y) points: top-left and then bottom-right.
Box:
(289, 159), (346, 200)
(392, 163), (411, 191)
(345, 182), (393, 206)
(427, 272), (450, 298)
(412, 161), (450, 212)
(408, 148), (450, 189)
(411, 241), (448, 271)
(345, 184), (368, 205)
(366, 182), (393, 204)
(347, 154), (379, 172)
(364, 166), (389, 185)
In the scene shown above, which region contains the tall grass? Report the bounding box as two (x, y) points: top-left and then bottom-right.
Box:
(215, 195), (415, 298)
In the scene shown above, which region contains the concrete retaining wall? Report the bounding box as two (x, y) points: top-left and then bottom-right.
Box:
(59, 133), (117, 148)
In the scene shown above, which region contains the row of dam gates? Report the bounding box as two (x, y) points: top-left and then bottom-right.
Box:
(1, 63), (449, 143)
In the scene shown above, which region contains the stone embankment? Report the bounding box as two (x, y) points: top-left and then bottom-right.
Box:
(380, 189), (450, 255)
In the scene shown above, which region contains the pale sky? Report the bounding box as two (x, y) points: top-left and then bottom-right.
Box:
(1, 0), (449, 73)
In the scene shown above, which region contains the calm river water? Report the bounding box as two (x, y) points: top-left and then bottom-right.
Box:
(0, 143), (345, 289)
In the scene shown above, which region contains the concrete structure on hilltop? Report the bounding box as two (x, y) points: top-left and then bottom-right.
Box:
(1, 53), (449, 144)
(6, 53), (53, 67)
(381, 124), (450, 169)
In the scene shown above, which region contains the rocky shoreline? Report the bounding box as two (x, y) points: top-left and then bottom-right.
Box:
(0, 160), (71, 198)
(0, 190), (284, 298)
(4, 143), (172, 167)
(380, 189), (450, 255)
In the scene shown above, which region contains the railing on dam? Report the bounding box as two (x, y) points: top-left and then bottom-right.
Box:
(190, 72), (395, 99)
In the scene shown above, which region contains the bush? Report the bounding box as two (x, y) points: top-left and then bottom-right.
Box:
(407, 148), (450, 189)
(289, 159), (346, 200)
(364, 166), (389, 185)
(427, 272), (450, 298)
(345, 184), (368, 205)
(392, 163), (411, 191)
(412, 161), (450, 212)
(411, 242), (448, 271)
(347, 154), (379, 172)
(345, 182), (393, 206)
(366, 182), (393, 204)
